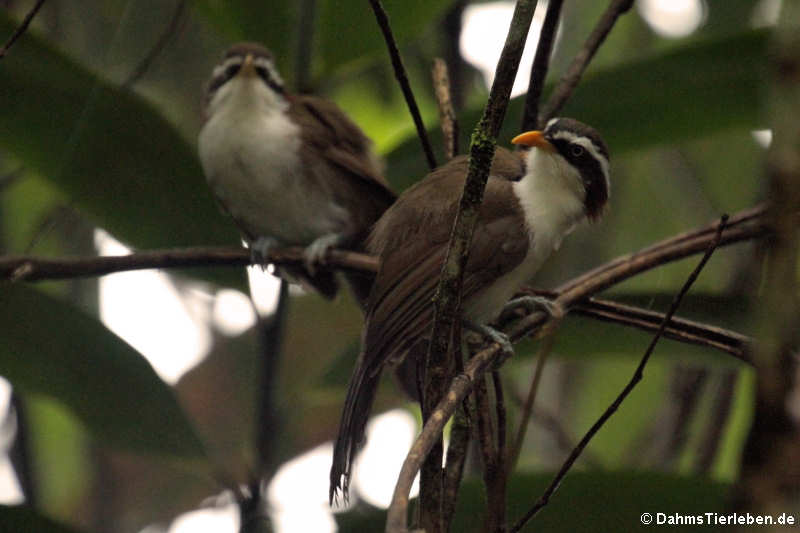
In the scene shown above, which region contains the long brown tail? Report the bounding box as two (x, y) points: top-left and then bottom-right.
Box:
(329, 355), (382, 503)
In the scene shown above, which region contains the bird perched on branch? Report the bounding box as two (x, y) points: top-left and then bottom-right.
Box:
(198, 42), (395, 303)
(329, 117), (610, 501)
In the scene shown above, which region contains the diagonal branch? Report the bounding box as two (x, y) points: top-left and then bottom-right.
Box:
(509, 215), (728, 531)
(539, 0), (635, 123)
(0, 0), (46, 59)
(521, 0), (563, 131)
(368, 0), (437, 170)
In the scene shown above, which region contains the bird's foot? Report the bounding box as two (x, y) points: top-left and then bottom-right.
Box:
(249, 236), (280, 269)
(462, 320), (514, 366)
(304, 233), (346, 274)
(499, 295), (564, 323)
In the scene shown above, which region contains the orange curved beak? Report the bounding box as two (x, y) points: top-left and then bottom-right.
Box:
(511, 130), (556, 153)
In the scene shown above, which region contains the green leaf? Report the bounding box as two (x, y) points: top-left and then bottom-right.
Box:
(0, 284), (208, 460)
(0, 15), (244, 285)
(385, 30), (770, 191)
(559, 29), (770, 152)
(191, 1), (295, 75)
(0, 505), (85, 533)
(317, 0), (453, 76)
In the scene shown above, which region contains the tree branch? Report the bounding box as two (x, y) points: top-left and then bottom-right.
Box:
(539, 0), (635, 123)
(521, 0), (563, 131)
(368, 0), (437, 170)
(510, 215), (728, 531)
(0, 0), (46, 59)
(432, 58), (459, 159)
(418, 2), (538, 530)
(384, 210), (759, 527)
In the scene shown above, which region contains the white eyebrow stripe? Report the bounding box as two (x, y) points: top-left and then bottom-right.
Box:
(253, 56), (284, 88)
(550, 131), (610, 193)
(211, 56), (244, 80)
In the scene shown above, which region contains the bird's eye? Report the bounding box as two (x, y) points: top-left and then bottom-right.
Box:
(570, 145), (584, 157)
(255, 66), (269, 82)
(225, 63), (241, 80)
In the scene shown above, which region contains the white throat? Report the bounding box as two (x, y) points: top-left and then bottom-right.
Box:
(512, 147), (587, 252)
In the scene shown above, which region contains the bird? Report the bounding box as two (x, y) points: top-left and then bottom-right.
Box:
(329, 117), (610, 501)
(198, 42), (396, 303)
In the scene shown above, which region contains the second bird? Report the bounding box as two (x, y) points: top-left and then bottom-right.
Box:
(330, 117), (611, 501)
(198, 43), (396, 302)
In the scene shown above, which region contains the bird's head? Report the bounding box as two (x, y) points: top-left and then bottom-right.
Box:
(512, 117), (610, 221)
(204, 42), (287, 117)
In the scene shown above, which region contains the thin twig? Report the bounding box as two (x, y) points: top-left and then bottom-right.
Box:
(519, 292), (753, 363)
(368, 0), (437, 170)
(539, 0), (635, 123)
(0, 0), (46, 59)
(506, 321), (559, 475)
(122, 0), (186, 88)
(418, 2), (538, 530)
(474, 376), (501, 532)
(0, 246), (378, 282)
(294, 0), (317, 93)
(441, 403), (470, 530)
(432, 58), (459, 159)
(510, 215), (728, 532)
(521, 0), (563, 131)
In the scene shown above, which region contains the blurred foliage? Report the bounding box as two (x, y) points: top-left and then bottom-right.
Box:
(0, 0), (780, 532)
(338, 471), (730, 532)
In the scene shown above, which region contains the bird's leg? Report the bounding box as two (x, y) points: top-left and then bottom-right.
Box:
(249, 236), (281, 269)
(499, 295), (564, 323)
(462, 319), (515, 366)
(304, 232), (348, 274)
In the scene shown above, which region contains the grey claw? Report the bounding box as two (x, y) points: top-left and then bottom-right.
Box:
(501, 295), (564, 322)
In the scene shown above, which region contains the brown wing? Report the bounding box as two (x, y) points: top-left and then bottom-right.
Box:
(290, 95), (396, 231)
(330, 149), (528, 499)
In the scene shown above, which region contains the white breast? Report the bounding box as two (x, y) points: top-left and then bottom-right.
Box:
(464, 150), (587, 323)
(198, 78), (350, 245)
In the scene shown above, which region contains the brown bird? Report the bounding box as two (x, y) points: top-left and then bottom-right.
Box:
(330, 118), (610, 501)
(198, 42), (395, 302)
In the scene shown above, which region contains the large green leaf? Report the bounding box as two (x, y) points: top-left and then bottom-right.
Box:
(0, 284), (208, 460)
(317, 0), (453, 76)
(385, 30), (770, 190)
(0, 505), (85, 533)
(192, 1), (295, 75)
(0, 15), (243, 284)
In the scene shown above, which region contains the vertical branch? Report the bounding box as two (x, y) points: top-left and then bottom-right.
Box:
(418, 2), (538, 531)
(0, 0), (46, 58)
(521, 0), (563, 131)
(368, 0), (438, 170)
(539, 0), (635, 123)
(441, 404), (470, 531)
(255, 279), (289, 479)
(695, 370), (738, 473)
(294, 0), (317, 93)
(432, 58), (459, 159)
(474, 376), (505, 533)
(734, 3), (800, 513)
(506, 328), (556, 474)
(510, 215), (728, 532)
(241, 279), (290, 533)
